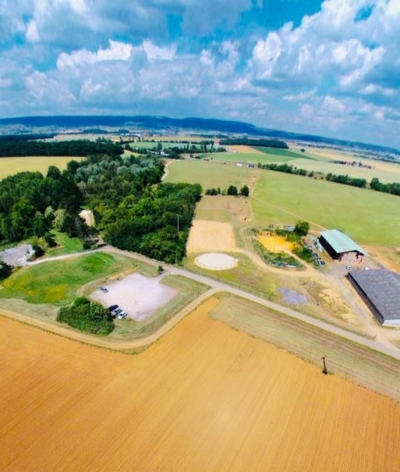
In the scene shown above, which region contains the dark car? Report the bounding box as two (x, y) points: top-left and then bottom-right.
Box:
(108, 304), (118, 312)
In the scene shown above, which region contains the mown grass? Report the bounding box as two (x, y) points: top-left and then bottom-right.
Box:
(108, 275), (210, 341)
(0, 252), (138, 306)
(44, 231), (83, 257)
(252, 170), (400, 246)
(252, 147), (314, 160)
(184, 252), (280, 301)
(164, 159), (257, 190)
(209, 293), (400, 402)
(0, 156), (85, 179)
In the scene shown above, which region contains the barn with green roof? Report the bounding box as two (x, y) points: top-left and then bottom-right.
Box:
(319, 230), (365, 260)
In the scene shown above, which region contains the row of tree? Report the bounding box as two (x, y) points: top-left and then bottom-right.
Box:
(259, 162), (400, 194)
(205, 185), (250, 196)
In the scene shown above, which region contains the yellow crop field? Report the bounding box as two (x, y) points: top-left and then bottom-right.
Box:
(258, 232), (296, 252)
(0, 156), (85, 179)
(1, 300), (400, 471)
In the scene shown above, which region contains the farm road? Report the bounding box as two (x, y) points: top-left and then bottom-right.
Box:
(4, 245), (400, 359)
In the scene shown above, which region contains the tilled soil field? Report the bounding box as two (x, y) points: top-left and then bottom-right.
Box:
(1, 299), (400, 471)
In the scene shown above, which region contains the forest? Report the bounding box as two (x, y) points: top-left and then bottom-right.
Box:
(0, 138), (123, 157)
(219, 138), (289, 149)
(0, 148), (201, 264)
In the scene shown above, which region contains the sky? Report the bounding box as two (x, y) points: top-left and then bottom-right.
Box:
(0, 0), (400, 148)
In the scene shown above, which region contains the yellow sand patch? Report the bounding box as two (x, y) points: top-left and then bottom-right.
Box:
(258, 233), (295, 253)
(187, 220), (239, 253)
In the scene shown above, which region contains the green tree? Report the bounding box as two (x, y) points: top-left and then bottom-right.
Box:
(227, 185), (238, 196)
(240, 185), (250, 197)
(0, 261), (12, 280)
(294, 220), (310, 236)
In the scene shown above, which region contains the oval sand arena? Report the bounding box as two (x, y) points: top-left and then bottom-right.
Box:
(195, 253), (238, 270)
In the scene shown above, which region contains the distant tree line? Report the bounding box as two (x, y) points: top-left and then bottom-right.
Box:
(257, 163), (400, 193)
(220, 138), (289, 149)
(205, 185), (249, 197)
(0, 138), (123, 157)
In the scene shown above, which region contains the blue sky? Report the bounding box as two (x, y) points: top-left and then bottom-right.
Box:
(0, 1), (400, 148)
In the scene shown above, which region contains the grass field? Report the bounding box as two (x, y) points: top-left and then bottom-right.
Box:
(164, 159), (258, 189)
(0, 156), (84, 179)
(44, 231), (83, 257)
(0, 252), (137, 305)
(2, 300), (400, 471)
(252, 171), (400, 246)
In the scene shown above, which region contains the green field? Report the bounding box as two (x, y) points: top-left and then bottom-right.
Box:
(0, 252), (136, 305)
(281, 157), (400, 184)
(131, 141), (188, 149)
(164, 159), (258, 189)
(252, 146), (314, 160)
(44, 231), (83, 258)
(0, 156), (85, 179)
(252, 170), (400, 246)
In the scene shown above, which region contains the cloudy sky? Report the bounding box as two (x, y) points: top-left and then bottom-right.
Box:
(1, 0), (400, 147)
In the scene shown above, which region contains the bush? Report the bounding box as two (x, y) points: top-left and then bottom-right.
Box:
(57, 297), (114, 335)
(0, 261), (12, 280)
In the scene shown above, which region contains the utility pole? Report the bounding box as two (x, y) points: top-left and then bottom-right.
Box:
(321, 356), (328, 375)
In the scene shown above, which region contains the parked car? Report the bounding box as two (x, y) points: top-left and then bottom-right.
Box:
(113, 308), (122, 316)
(108, 304), (118, 312)
(117, 311), (128, 319)
(100, 286), (108, 293)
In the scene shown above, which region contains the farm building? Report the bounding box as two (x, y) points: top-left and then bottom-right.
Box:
(347, 269), (400, 327)
(319, 229), (365, 260)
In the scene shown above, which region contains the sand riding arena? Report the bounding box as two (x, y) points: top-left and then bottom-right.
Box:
(195, 253), (238, 270)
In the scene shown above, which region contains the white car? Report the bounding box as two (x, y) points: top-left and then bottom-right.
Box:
(117, 311), (128, 319)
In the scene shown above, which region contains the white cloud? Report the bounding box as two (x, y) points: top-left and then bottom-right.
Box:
(57, 40), (133, 68)
(26, 19), (40, 42)
(143, 40), (176, 61)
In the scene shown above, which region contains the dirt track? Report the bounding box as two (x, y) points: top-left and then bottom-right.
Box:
(3, 246), (399, 360)
(2, 301), (400, 471)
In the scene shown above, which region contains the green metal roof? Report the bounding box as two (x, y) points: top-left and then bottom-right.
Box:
(320, 229), (365, 255)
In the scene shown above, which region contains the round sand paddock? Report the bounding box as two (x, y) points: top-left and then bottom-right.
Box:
(195, 253), (238, 271)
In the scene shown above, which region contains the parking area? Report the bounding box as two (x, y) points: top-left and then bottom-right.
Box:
(90, 273), (178, 321)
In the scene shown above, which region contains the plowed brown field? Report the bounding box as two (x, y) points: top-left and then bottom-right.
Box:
(187, 220), (239, 253)
(1, 300), (400, 472)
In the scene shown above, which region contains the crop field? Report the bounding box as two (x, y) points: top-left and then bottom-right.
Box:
(210, 294), (400, 401)
(252, 171), (400, 246)
(2, 299), (400, 471)
(0, 156), (84, 179)
(164, 159), (258, 189)
(0, 252), (138, 306)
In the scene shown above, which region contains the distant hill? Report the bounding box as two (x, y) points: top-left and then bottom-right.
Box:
(0, 115), (399, 156)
